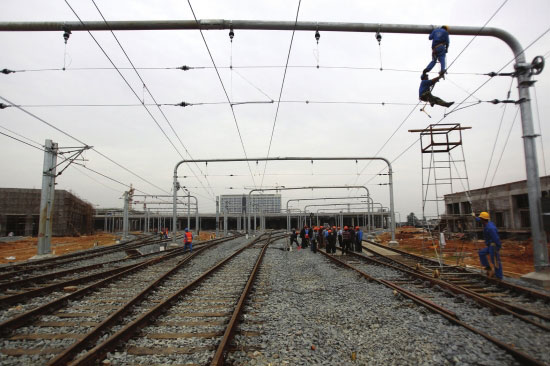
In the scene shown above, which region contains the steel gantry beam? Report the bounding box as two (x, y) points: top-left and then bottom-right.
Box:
(4, 19), (546, 272)
(173, 157), (396, 244)
(286, 196), (373, 232)
(250, 186), (372, 235)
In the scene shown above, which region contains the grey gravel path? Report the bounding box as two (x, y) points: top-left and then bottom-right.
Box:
(228, 240), (521, 366)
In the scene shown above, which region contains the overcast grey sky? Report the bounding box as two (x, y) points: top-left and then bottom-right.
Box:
(0, 0), (549, 218)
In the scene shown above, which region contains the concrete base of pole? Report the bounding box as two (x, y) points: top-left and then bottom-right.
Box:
(30, 253), (55, 260)
(520, 269), (550, 290)
(388, 240), (399, 247)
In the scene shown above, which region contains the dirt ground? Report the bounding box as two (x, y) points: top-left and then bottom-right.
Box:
(377, 227), (548, 278)
(0, 233), (119, 264)
(0, 231), (216, 264)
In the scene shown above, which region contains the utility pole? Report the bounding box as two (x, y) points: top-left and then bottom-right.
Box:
(122, 191), (129, 239)
(37, 139), (58, 256)
(187, 191), (191, 231)
(215, 196), (220, 238)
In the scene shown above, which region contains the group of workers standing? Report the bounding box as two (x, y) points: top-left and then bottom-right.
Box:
(289, 225), (364, 255)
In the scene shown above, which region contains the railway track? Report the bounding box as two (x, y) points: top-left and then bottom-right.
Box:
(319, 246), (550, 365)
(0, 234), (164, 283)
(58, 233), (281, 366)
(364, 240), (550, 326)
(0, 234), (250, 365)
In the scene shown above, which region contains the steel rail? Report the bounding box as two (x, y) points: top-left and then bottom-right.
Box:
(1, 17), (545, 272)
(0, 236), (180, 280)
(69, 233), (273, 366)
(366, 240), (550, 302)
(0, 236), (232, 335)
(46, 235), (238, 366)
(210, 233), (272, 366)
(0, 234), (153, 280)
(0, 238), (214, 307)
(353, 245), (550, 330)
(362, 241), (550, 324)
(319, 250), (546, 366)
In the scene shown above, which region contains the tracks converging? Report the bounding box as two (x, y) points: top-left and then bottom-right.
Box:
(319, 241), (550, 366)
(0, 232), (280, 366)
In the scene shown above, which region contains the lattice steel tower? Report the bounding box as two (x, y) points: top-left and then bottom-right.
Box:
(410, 124), (472, 262)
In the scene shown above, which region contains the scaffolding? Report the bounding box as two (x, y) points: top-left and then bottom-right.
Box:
(410, 124), (472, 265)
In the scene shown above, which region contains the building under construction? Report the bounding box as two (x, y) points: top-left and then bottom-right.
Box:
(442, 175), (550, 237)
(0, 188), (94, 237)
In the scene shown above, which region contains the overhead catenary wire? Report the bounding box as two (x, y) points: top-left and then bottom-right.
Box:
(2, 64), (490, 75)
(489, 107), (521, 187)
(0, 94), (170, 195)
(353, 0), (511, 191)
(187, 0), (257, 188)
(483, 77), (515, 187)
(361, 24), (550, 187)
(445, 0), (509, 72)
(533, 85), (547, 177)
(260, 0), (302, 189)
(72, 0), (216, 203)
(0, 128), (157, 195)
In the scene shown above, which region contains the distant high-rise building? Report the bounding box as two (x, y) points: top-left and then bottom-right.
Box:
(220, 194), (281, 214)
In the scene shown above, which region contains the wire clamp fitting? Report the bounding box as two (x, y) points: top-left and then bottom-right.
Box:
(62, 26), (71, 44)
(1, 69), (14, 75)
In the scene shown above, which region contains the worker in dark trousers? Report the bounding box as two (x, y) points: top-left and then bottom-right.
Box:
(310, 227), (318, 253)
(355, 226), (363, 252)
(348, 226), (356, 252)
(289, 229), (299, 249)
(300, 226), (308, 248)
(474, 212), (503, 279)
(337, 226), (343, 248)
(341, 226), (351, 255)
(419, 74), (454, 108)
(327, 229), (337, 254)
(423, 25), (449, 77)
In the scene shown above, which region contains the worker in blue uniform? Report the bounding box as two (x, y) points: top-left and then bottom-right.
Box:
(423, 26), (450, 76)
(474, 211), (503, 279)
(419, 73), (454, 108)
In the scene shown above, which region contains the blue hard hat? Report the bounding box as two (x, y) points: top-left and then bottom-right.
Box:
(184, 228), (188, 231)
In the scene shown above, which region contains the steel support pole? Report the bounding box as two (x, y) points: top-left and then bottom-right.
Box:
(187, 191), (190, 231)
(215, 196), (220, 238)
(4, 19), (546, 266)
(37, 139), (57, 256)
(122, 191), (129, 239)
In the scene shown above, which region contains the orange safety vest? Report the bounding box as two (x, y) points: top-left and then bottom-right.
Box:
(184, 231), (192, 243)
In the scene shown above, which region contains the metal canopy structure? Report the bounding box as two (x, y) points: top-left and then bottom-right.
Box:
(248, 186), (372, 234)
(2, 19), (546, 273)
(173, 157), (395, 244)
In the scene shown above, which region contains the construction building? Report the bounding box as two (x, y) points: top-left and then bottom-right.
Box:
(0, 188), (94, 237)
(442, 176), (550, 237)
(220, 194), (281, 214)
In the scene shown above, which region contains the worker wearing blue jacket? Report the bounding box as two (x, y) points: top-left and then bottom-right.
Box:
(355, 226), (363, 252)
(419, 73), (454, 108)
(474, 211), (503, 279)
(424, 26), (450, 76)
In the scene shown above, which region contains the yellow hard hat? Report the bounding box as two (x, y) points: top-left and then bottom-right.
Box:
(479, 212), (490, 220)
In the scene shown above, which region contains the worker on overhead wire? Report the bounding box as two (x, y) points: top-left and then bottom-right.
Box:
(473, 211), (503, 279)
(183, 227), (193, 252)
(423, 25), (450, 77)
(419, 73), (454, 108)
